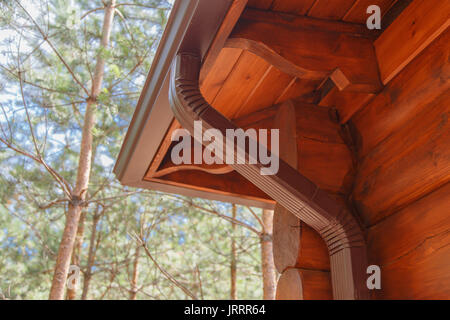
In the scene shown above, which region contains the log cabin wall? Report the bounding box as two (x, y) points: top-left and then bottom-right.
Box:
(138, 0), (449, 299)
(226, 0), (450, 299)
(198, 0), (449, 299)
(349, 9), (450, 298)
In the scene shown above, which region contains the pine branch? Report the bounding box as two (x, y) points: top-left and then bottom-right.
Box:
(14, 0), (91, 97)
(132, 232), (197, 300)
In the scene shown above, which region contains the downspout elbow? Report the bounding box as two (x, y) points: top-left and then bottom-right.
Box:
(169, 52), (369, 300)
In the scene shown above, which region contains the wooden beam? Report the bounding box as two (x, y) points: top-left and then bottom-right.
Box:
(227, 9), (382, 93)
(375, 0), (450, 84)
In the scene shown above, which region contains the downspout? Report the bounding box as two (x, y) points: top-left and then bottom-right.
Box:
(169, 53), (369, 300)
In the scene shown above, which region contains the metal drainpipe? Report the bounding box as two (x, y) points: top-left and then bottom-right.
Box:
(169, 52), (369, 300)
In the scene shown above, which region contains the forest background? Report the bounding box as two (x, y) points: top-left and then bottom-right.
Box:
(0, 0), (277, 300)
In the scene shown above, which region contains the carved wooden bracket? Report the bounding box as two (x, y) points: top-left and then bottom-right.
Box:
(226, 9), (382, 93)
(169, 52), (369, 299)
(152, 163), (233, 178)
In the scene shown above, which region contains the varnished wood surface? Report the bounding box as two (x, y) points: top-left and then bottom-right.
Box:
(276, 268), (333, 300)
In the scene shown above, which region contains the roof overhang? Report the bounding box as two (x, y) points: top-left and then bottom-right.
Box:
(113, 0), (273, 207)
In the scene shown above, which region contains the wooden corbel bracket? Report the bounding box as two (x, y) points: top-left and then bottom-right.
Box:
(226, 9), (383, 93)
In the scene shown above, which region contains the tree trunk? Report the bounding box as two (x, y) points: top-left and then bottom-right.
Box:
(230, 204), (237, 300)
(261, 209), (276, 300)
(66, 211), (86, 299)
(48, 0), (116, 300)
(81, 213), (101, 300)
(129, 246), (141, 300)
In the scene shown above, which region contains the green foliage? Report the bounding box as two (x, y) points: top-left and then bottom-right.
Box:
(0, 0), (267, 300)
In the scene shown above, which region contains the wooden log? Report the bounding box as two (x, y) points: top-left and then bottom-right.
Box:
(375, 231), (450, 299)
(273, 208), (331, 273)
(272, 100), (301, 273)
(293, 101), (344, 144)
(234, 100), (354, 194)
(353, 90), (450, 225)
(367, 182), (450, 267)
(272, 101), (332, 274)
(366, 183), (450, 299)
(352, 29), (450, 159)
(375, 0), (450, 84)
(152, 161), (233, 178)
(276, 268), (333, 300)
(297, 138), (354, 194)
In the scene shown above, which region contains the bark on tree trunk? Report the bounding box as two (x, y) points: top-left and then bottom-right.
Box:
(261, 209), (276, 300)
(81, 213), (101, 300)
(48, 0), (116, 300)
(230, 204), (237, 300)
(129, 246), (141, 300)
(67, 211), (86, 300)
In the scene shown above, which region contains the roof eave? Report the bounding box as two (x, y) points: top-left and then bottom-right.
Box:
(114, 0), (233, 186)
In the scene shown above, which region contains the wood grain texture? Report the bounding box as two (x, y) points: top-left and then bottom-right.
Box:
(353, 29), (450, 159)
(367, 182), (450, 267)
(212, 51), (271, 118)
(308, 0), (357, 20)
(171, 52), (369, 300)
(273, 100), (301, 273)
(234, 100), (354, 193)
(297, 138), (354, 194)
(353, 90), (450, 225)
(376, 232), (450, 299)
(276, 268), (333, 300)
(375, 0), (450, 84)
(200, 0), (248, 84)
(293, 101), (345, 143)
(319, 86), (374, 124)
(201, 48), (243, 105)
(227, 9), (382, 93)
(234, 66), (294, 118)
(271, 0), (316, 15)
(343, 0), (396, 23)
